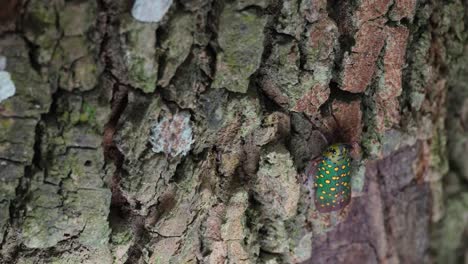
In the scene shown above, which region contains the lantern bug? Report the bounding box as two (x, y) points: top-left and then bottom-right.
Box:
(306, 143), (352, 213)
(303, 105), (358, 213)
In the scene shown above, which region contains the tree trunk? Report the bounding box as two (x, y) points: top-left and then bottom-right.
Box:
(0, 0), (467, 263)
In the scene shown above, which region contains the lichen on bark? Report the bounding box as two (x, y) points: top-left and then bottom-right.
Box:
(0, 0), (467, 263)
(212, 2), (267, 93)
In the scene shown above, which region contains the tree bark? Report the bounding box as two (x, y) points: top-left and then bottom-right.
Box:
(0, 0), (467, 263)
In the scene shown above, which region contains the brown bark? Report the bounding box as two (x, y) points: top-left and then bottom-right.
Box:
(0, 0), (467, 263)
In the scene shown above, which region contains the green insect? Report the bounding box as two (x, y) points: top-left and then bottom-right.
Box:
(308, 143), (352, 213)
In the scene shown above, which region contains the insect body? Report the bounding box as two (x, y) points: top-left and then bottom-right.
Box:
(313, 144), (352, 213)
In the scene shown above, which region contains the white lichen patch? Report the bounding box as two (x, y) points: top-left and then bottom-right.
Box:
(132, 0), (173, 23)
(0, 71), (16, 103)
(149, 111), (193, 157)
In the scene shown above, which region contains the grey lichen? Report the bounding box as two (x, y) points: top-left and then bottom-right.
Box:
(449, 132), (468, 181)
(432, 193), (468, 264)
(255, 144), (300, 220)
(266, 41), (301, 101)
(212, 3), (267, 93)
(0, 200), (9, 243)
(58, 0), (97, 37)
(0, 55), (6, 70)
(0, 36), (51, 117)
(21, 149), (112, 249)
(58, 54), (100, 92)
(120, 15), (159, 93)
(159, 13), (194, 87)
(275, 0), (303, 38)
(149, 111), (194, 157)
(23, 0), (60, 65)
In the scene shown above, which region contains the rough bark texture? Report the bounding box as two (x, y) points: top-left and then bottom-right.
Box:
(0, 0), (467, 263)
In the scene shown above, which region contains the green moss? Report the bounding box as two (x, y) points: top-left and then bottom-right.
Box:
(80, 102), (97, 124)
(128, 57), (156, 93)
(59, 101), (98, 127)
(111, 228), (133, 245)
(70, 111), (81, 125)
(60, 111), (70, 124)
